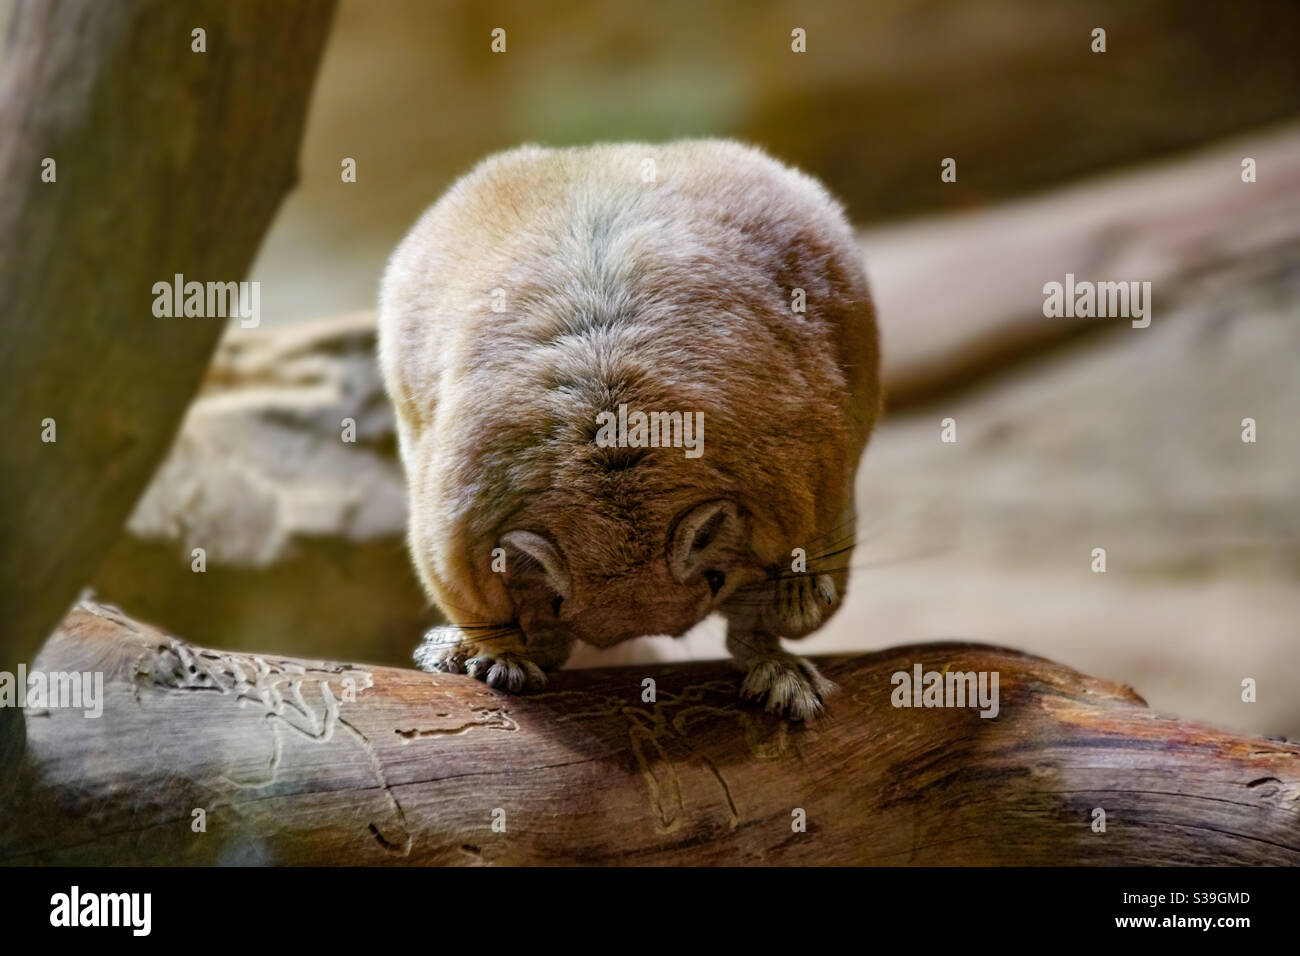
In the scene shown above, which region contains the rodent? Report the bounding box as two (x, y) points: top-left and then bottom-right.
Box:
(378, 139), (880, 720)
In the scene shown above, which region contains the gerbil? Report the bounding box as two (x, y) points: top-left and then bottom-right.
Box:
(378, 139), (879, 720)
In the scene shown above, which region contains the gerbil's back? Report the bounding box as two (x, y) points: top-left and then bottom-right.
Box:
(379, 139), (877, 456)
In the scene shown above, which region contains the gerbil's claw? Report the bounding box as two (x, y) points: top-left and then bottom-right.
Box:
(815, 573), (837, 606)
(465, 654), (547, 693)
(740, 654), (836, 722)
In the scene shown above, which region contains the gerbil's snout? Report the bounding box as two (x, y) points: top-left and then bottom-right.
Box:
(564, 579), (710, 648)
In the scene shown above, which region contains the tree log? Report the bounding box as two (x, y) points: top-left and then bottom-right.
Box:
(1, 602), (1297, 865)
(0, 0), (335, 670)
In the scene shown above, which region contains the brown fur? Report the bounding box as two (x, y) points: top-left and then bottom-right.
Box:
(379, 140), (879, 719)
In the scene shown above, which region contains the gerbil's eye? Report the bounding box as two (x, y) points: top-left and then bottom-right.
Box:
(704, 570), (726, 596)
(550, 594), (564, 617)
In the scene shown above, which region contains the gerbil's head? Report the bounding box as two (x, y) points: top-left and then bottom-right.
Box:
(498, 498), (762, 649)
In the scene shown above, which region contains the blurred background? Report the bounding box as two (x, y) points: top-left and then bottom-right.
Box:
(85, 0), (1300, 736)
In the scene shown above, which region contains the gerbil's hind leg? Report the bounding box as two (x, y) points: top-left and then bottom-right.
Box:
(725, 627), (836, 722)
(414, 625), (560, 693)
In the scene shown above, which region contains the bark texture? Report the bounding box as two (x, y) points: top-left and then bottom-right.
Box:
(2, 603), (1296, 865)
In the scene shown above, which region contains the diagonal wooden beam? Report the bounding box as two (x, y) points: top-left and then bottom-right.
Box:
(0, 0), (336, 671)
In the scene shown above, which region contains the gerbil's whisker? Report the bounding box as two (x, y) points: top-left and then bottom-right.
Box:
(719, 543), (955, 609)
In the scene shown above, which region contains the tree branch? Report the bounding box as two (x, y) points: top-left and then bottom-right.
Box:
(2, 603), (1296, 864)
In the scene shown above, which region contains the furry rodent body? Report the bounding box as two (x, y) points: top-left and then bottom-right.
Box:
(379, 139), (879, 719)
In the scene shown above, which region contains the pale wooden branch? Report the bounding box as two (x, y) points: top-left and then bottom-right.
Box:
(1, 603), (1296, 865)
(0, 0), (336, 669)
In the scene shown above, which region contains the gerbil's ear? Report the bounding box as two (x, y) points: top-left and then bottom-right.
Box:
(500, 530), (571, 599)
(669, 499), (746, 582)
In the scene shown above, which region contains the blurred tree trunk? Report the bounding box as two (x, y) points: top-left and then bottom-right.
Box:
(0, 0), (335, 672)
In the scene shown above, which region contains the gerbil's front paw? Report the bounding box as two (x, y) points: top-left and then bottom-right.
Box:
(743, 655), (832, 723)
(413, 626), (470, 674)
(414, 626), (547, 693)
(766, 574), (837, 636)
(740, 653), (836, 722)
(464, 652), (547, 692)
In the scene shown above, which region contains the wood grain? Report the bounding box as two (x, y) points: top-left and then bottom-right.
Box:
(2, 602), (1296, 865)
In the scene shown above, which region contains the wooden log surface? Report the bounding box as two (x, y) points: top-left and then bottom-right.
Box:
(0, 0), (335, 670)
(1, 602), (1297, 865)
